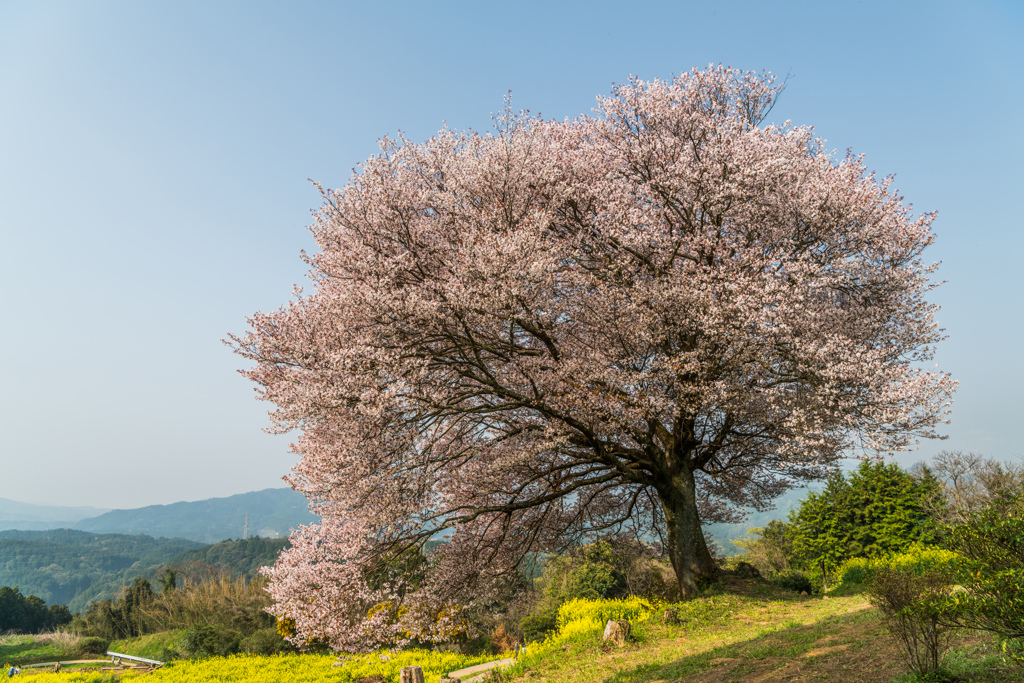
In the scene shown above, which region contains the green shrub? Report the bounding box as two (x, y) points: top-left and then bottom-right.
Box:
(544, 541), (628, 603)
(840, 557), (872, 585)
(569, 562), (620, 600)
(771, 570), (812, 594)
(160, 645), (184, 661)
(940, 496), (1024, 665)
(867, 561), (955, 677)
(460, 634), (495, 656)
(180, 624), (242, 658)
(520, 540), (659, 645)
(239, 627), (288, 655)
(520, 606), (558, 644)
(79, 636), (110, 654)
(734, 519), (795, 577)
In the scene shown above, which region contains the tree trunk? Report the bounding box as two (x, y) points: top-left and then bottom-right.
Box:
(400, 666), (425, 683)
(661, 465), (717, 599)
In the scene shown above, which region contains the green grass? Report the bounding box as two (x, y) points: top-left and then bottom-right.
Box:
(496, 576), (1020, 683)
(0, 630), (183, 679)
(109, 630), (185, 660)
(0, 632), (87, 666)
(889, 637), (1022, 683)
(0, 630), (184, 669)
(499, 583), (833, 682)
(600, 611), (882, 683)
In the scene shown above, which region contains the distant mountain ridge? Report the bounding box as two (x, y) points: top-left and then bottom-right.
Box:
(72, 488), (318, 544)
(0, 489), (315, 614)
(3, 486), (805, 553)
(0, 488), (318, 545)
(0, 486), (814, 615)
(0, 498), (110, 531)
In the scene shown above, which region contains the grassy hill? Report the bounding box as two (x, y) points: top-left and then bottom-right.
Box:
(73, 488), (317, 544)
(0, 529), (203, 613)
(495, 581), (1012, 683)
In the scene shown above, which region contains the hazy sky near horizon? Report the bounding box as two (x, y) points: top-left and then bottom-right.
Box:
(1, 1), (1021, 509)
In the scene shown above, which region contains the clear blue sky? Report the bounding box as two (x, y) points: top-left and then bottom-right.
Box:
(1, 0), (1021, 508)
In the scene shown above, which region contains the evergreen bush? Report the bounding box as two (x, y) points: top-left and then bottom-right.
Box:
(543, 541), (628, 603)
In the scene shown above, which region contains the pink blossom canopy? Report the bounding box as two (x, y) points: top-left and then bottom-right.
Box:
(231, 65), (955, 651)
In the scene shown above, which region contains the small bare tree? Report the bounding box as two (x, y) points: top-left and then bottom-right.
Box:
(913, 451), (1024, 523)
(733, 520), (792, 576)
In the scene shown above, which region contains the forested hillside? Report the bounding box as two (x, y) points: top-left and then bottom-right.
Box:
(0, 531), (292, 616)
(167, 537), (289, 579)
(73, 488), (316, 543)
(0, 489), (311, 615)
(0, 529), (203, 613)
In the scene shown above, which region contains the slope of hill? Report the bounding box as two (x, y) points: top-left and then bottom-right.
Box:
(73, 488), (317, 544)
(0, 497), (110, 531)
(0, 529), (203, 613)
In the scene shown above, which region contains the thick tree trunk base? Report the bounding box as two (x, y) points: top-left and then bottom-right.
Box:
(668, 539), (717, 600)
(661, 471), (717, 599)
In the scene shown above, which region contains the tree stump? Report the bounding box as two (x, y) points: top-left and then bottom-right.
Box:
(400, 666), (425, 683)
(602, 619), (631, 647)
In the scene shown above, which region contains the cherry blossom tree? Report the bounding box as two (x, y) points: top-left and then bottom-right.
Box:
(231, 65), (955, 651)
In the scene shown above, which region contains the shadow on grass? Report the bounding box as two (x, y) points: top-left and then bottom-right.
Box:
(603, 607), (892, 683)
